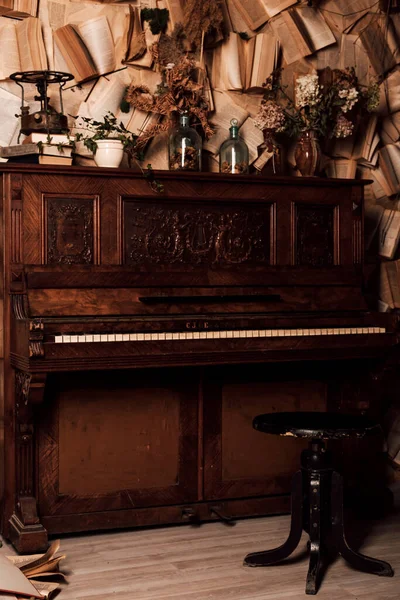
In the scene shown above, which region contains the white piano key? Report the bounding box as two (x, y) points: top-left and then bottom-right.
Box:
(86, 334), (93, 342)
(100, 334), (108, 342)
(55, 336), (63, 343)
(71, 335), (78, 343)
(78, 335), (86, 343)
(107, 334), (116, 342)
(379, 327), (386, 333)
(214, 331), (220, 339)
(179, 332), (186, 340)
(272, 330), (279, 337)
(158, 332), (166, 340)
(122, 334), (130, 341)
(116, 334), (123, 342)
(129, 333), (138, 341)
(186, 332), (194, 339)
(220, 331), (227, 338)
(143, 333), (152, 341)
(239, 330), (246, 338)
(62, 335), (71, 343)
(93, 334), (101, 342)
(252, 330), (259, 337)
(137, 333), (145, 341)
(193, 332), (200, 339)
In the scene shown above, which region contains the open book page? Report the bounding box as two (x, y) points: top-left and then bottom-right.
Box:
(359, 17), (400, 77)
(7, 540), (61, 575)
(385, 258), (400, 307)
(54, 25), (98, 83)
(352, 115), (378, 161)
(0, 19), (20, 79)
(203, 90), (249, 156)
(226, 91), (264, 119)
(260, 0), (298, 19)
(0, 88), (23, 146)
(379, 143), (400, 196)
(293, 6), (336, 53)
(378, 70), (400, 116)
(381, 112), (400, 146)
(0, 554), (42, 599)
(123, 6), (145, 63)
(271, 11), (311, 64)
(224, 0), (253, 36)
(378, 207), (400, 258)
(380, 261), (394, 308)
(308, 36), (339, 71)
(124, 20), (158, 68)
(238, 116), (264, 164)
(319, 0), (378, 30)
(363, 184), (384, 250)
(16, 16), (47, 71)
(339, 33), (370, 86)
(77, 15), (116, 75)
(325, 158), (357, 179)
(229, 0), (269, 31)
(39, 0), (56, 70)
(86, 71), (129, 120)
(371, 166), (392, 200)
(211, 32), (243, 91)
(247, 32), (280, 90)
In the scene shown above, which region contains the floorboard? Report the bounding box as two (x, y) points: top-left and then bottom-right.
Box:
(1, 490), (399, 599)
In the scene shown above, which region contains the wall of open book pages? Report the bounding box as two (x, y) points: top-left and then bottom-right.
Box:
(0, 0), (400, 474)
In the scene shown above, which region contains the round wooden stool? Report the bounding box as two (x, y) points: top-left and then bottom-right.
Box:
(243, 411), (394, 595)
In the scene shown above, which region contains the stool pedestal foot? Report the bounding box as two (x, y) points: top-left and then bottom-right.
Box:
(244, 470), (303, 567)
(331, 472), (394, 578)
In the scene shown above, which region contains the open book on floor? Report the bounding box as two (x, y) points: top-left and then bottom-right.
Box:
(5, 539), (67, 599)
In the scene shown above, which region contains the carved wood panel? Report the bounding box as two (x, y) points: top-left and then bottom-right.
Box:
(44, 196), (99, 265)
(123, 200), (272, 267)
(294, 203), (336, 266)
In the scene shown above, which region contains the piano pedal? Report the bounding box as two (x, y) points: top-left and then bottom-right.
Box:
(181, 507), (201, 526)
(210, 505), (236, 526)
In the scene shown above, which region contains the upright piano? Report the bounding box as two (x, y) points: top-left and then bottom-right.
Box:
(1, 165), (398, 552)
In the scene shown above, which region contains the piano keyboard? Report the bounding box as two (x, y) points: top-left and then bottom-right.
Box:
(54, 327), (386, 344)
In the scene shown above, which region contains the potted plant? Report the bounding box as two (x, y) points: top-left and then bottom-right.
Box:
(73, 112), (138, 168)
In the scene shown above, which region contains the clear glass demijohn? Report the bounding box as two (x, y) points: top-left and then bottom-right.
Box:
(219, 118), (249, 174)
(168, 112), (202, 171)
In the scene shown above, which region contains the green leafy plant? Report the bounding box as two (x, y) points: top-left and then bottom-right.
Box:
(73, 112), (137, 154)
(72, 112), (163, 192)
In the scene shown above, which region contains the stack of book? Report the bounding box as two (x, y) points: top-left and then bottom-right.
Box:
(0, 132), (74, 165)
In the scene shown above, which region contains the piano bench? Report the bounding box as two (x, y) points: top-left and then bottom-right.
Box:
(243, 412), (394, 595)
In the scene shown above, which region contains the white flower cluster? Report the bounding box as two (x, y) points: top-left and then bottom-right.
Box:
(295, 74), (321, 108)
(333, 114), (354, 138)
(254, 100), (286, 132)
(338, 87), (359, 113)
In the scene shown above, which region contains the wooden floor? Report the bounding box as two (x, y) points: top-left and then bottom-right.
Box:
(1, 496), (400, 600)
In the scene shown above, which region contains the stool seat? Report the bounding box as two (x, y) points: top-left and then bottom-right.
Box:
(253, 411), (381, 440)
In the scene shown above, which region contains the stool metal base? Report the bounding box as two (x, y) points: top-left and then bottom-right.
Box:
(244, 441), (394, 595)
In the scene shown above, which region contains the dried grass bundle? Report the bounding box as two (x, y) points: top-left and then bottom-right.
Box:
(125, 56), (214, 149)
(182, 0), (224, 49)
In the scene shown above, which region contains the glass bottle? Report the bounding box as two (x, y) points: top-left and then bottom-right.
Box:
(168, 112), (202, 171)
(219, 118), (249, 174)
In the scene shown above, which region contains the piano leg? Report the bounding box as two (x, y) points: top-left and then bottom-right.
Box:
(8, 371), (48, 553)
(331, 471), (394, 578)
(243, 470), (303, 567)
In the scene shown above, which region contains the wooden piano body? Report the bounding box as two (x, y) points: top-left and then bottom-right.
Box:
(1, 165), (397, 552)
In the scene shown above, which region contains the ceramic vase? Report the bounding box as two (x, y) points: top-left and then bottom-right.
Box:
(294, 130), (321, 177)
